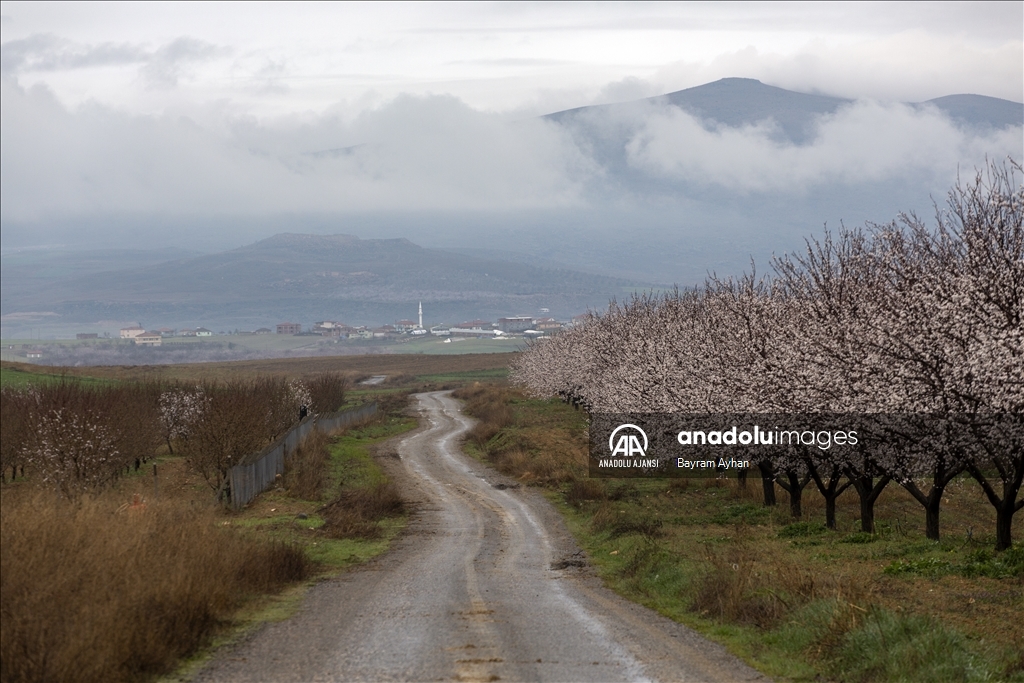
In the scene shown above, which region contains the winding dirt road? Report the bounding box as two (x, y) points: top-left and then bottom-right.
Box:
(197, 391), (766, 682)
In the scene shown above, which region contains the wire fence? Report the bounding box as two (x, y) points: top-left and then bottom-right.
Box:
(227, 402), (377, 509)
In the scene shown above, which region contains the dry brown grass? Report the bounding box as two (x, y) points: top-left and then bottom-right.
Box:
(564, 478), (607, 507)
(0, 490), (307, 683)
(284, 430), (330, 501)
(319, 482), (404, 539)
(454, 383), (588, 485)
(690, 532), (870, 629)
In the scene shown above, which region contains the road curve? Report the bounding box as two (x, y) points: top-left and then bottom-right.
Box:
(197, 391), (766, 682)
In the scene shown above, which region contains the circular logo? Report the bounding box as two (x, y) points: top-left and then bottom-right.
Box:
(608, 424), (649, 457)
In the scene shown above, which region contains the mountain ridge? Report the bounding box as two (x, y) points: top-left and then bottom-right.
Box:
(545, 77), (1023, 143)
(0, 233), (653, 334)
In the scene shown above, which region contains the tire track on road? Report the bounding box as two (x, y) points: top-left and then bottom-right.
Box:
(197, 391), (767, 682)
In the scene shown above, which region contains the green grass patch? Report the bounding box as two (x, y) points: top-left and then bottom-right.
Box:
(778, 521), (829, 538)
(0, 364), (114, 388)
(885, 545), (1024, 580)
(840, 531), (880, 544)
(827, 608), (996, 683)
(417, 367), (510, 384)
(327, 416), (416, 495)
(227, 403), (418, 576)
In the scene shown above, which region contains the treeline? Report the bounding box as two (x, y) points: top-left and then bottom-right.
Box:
(0, 373), (348, 499)
(512, 160), (1023, 550)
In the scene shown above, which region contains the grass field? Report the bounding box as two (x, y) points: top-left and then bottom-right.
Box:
(455, 384), (1024, 682)
(0, 352), (513, 387)
(391, 335), (525, 354)
(0, 364), (117, 387)
(0, 332), (525, 364)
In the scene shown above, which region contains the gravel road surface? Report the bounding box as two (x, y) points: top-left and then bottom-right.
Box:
(197, 391), (767, 682)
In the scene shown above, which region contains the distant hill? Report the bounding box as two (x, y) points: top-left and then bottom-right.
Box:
(547, 77), (1023, 143)
(921, 94), (1024, 130)
(1, 234), (651, 333)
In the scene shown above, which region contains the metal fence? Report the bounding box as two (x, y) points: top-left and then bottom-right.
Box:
(227, 402), (377, 509)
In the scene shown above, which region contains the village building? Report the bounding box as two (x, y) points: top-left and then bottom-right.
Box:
(195, 328), (213, 337)
(450, 321), (503, 338)
(276, 322), (302, 335)
(119, 326), (145, 339)
(313, 321), (353, 337)
(134, 332), (162, 346)
(76, 333), (98, 339)
(498, 316), (534, 334)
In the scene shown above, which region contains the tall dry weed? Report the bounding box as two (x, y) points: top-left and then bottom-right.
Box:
(284, 430), (330, 500)
(0, 491), (307, 683)
(690, 535), (869, 629)
(320, 481), (404, 539)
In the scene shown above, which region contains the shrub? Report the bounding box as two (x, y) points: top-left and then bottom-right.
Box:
(285, 430), (330, 501)
(303, 372), (348, 414)
(320, 481), (404, 539)
(828, 609), (991, 682)
(565, 478), (607, 507)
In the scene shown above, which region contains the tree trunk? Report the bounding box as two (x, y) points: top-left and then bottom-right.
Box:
(925, 497), (941, 541)
(825, 496), (837, 530)
(847, 471), (891, 534)
(967, 458), (1023, 552)
(859, 495), (875, 534)
(775, 470), (812, 518)
(903, 480), (946, 541)
(806, 458), (849, 530)
(900, 453), (965, 541)
(996, 506), (1014, 552)
(757, 461), (776, 507)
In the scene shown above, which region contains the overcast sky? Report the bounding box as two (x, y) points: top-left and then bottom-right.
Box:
(1, 1), (1021, 250)
(2, 1), (1021, 117)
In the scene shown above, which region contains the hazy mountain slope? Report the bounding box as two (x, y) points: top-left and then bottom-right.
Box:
(548, 77), (1022, 140)
(2, 234), (650, 331)
(922, 94), (1024, 129)
(0, 247), (200, 301)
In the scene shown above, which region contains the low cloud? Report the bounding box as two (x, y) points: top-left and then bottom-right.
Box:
(623, 100), (1021, 193)
(139, 37), (230, 89)
(0, 75), (1019, 229)
(0, 79), (593, 222)
(0, 33), (229, 89)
